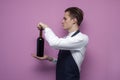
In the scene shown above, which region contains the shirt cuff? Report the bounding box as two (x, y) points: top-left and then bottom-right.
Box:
(51, 58), (57, 64)
(44, 27), (51, 33)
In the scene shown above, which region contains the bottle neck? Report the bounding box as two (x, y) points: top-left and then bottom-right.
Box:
(39, 28), (43, 38)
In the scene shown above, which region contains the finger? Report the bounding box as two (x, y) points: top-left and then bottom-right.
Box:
(38, 56), (46, 59)
(34, 55), (45, 60)
(38, 22), (43, 27)
(31, 54), (41, 59)
(31, 53), (36, 57)
(39, 22), (46, 27)
(39, 22), (42, 26)
(37, 24), (41, 28)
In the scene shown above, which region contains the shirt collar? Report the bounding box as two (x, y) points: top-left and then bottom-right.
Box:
(67, 30), (80, 37)
(67, 31), (76, 37)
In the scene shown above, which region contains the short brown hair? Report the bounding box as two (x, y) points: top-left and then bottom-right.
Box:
(65, 7), (84, 26)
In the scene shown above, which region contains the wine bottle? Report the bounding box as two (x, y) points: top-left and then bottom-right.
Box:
(37, 28), (44, 57)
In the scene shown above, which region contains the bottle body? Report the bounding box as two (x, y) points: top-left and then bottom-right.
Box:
(37, 37), (44, 57)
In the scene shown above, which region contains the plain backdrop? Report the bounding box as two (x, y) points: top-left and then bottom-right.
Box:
(0, 0), (120, 80)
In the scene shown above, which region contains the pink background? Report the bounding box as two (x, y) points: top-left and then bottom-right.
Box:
(0, 0), (120, 80)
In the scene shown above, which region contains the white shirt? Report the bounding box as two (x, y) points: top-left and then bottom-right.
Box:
(44, 27), (89, 71)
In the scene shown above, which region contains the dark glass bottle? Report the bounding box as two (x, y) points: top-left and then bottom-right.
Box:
(37, 28), (44, 57)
